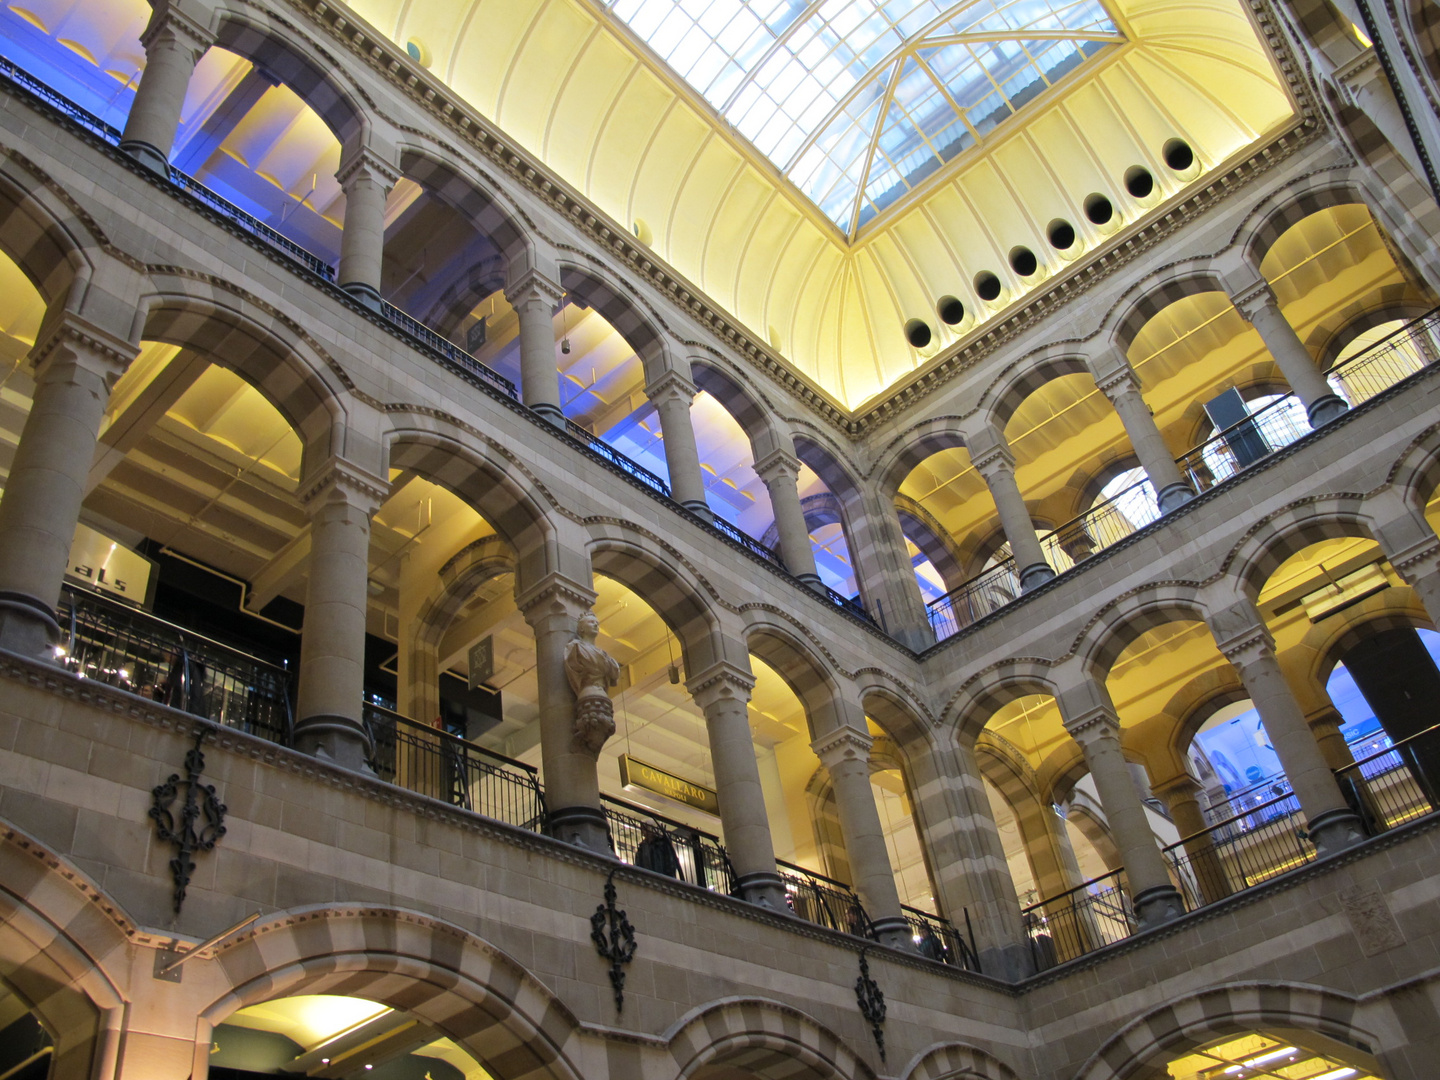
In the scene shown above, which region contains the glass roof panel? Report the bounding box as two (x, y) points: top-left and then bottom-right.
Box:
(605, 0), (1120, 236)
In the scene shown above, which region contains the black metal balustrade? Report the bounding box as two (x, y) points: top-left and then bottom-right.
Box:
(1023, 869), (1135, 970)
(56, 584), (293, 744)
(362, 704), (546, 832)
(1336, 724), (1440, 834)
(563, 419), (673, 497)
(709, 515), (782, 565)
(378, 300), (519, 399)
(929, 306), (1440, 643)
(902, 903), (982, 971)
(776, 859), (873, 936)
(599, 795), (736, 893)
(1162, 790), (1314, 913)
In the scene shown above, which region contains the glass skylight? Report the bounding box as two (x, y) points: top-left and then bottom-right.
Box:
(605, 0), (1122, 236)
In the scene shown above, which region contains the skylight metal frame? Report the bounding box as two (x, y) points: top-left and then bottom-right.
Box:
(602, 0), (1124, 240)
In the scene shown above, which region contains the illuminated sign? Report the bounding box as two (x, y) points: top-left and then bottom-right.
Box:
(618, 755), (718, 816)
(65, 524), (155, 606)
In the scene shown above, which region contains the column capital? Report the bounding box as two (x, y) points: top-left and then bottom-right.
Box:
(685, 661), (755, 709)
(506, 270), (565, 309)
(752, 447), (802, 484)
(644, 369), (698, 408)
(141, 2), (216, 54)
(1210, 619), (1276, 670)
(1090, 357), (1143, 402)
(298, 458), (388, 516)
(810, 725), (874, 768)
(965, 426), (1015, 477)
(336, 146), (401, 190)
(515, 572), (597, 622)
(1228, 278), (1278, 324)
(1152, 772), (1203, 804)
(1061, 704), (1121, 745)
(31, 312), (137, 380)
(1379, 533), (1440, 582)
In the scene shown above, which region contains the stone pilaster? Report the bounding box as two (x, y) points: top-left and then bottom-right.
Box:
(646, 370), (711, 521)
(119, 2), (215, 174)
(1090, 349), (1193, 513)
(335, 147), (400, 307)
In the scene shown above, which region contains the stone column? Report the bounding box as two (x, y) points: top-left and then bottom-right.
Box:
(1057, 683), (1183, 929)
(1208, 607), (1365, 855)
(506, 272), (566, 426)
(753, 448), (822, 588)
(0, 317), (136, 657)
(687, 663), (786, 908)
(1373, 511), (1440, 630)
(1306, 704), (1357, 771)
(1154, 775), (1232, 905)
(851, 486), (935, 650)
(119, 4), (213, 174)
(1090, 350), (1193, 513)
(293, 460), (386, 773)
(968, 425), (1054, 591)
(646, 371), (711, 521)
(811, 726), (912, 949)
(1231, 281), (1349, 427)
(335, 148), (399, 308)
(518, 575), (608, 850)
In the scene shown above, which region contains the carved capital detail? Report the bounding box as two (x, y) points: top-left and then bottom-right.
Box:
(298, 458), (389, 515)
(1061, 705), (1120, 744)
(811, 725), (874, 767)
(685, 661), (755, 710)
(1228, 278), (1277, 324)
(31, 313), (137, 378)
(141, 6), (216, 55)
(1212, 622), (1276, 670)
(506, 270), (566, 309)
(752, 448), (801, 485)
(645, 370), (698, 408)
(515, 573), (597, 621)
(336, 146), (402, 189)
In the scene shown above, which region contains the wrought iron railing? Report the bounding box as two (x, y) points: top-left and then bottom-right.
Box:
(1022, 869), (1135, 970)
(55, 584), (293, 745)
(378, 301), (517, 399)
(599, 795), (736, 893)
(709, 515), (783, 565)
(1162, 790), (1314, 912)
(563, 419), (672, 497)
(1335, 723), (1440, 834)
(0, 55), (122, 144)
(902, 903), (981, 971)
(776, 859), (873, 937)
(822, 584), (874, 624)
(362, 705), (546, 832)
(929, 307), (1440, 642)
(1043, 476), (1157, 566)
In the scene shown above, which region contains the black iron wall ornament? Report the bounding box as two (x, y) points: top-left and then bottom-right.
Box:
(590, 867), (637, 1012)
(855, 948), (886, 1062)
(150, 730), (227, 914)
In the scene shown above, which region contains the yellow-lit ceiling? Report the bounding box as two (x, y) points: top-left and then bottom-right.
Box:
(348, 0), (1294, 407)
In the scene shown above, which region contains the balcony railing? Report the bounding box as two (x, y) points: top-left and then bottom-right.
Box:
(1162, 790), (1314, 912)
(903, 903), (982, 971)
(928, 306), (1440, 643)
(378, 300), (518, 399)
(1023, 869), (1135, 971)
(55, 584), (293, 745)
(563, 418), (672, 498)
(0, 54), (122, 144)
(600, 794), (736, 893)
(709, 514), (782, 565)
(363, 704), (546, 832)
(1336, 723), (1440, 834)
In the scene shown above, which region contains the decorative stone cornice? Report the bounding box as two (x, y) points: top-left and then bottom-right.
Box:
(644, 369), (698, 407)
(1376, 535), (1440, 580)
(810, 725), (874, 767)
(685, 661), (755, 710)
(31, 312), (138, 376)
(514, 572), (597, 619)
(297, 457), (389, 512)
(1334, 46), (1383, 102)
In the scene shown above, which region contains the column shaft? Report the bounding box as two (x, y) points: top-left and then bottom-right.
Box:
(1234, 284), (1348, 426)
(970, 429), (1053, 590)
(336, 156), (395, 305)
(1093, 359), (1192, 513)
(0, 327), (133, 656)
(509, 276), (565, 425)
(1156, 776), (1232, 905)
(648, 374), (711, 520)
(755, 450), (821, 586)
(120, 15), (209, 174)
(294, 465), (384, 773)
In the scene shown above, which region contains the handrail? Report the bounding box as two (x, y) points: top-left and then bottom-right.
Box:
(562, 419), (673, 497)
(378, 300), (518, 399)
(600, 792), (725, 845)
(364, 703), (540, 778)
(1020, 866), (1127, 914)
(709, 515), (782, 564)
(0, 55), (122, 143)
(1160, 787), (1304, 856)
(1335, 721), (1440, 777)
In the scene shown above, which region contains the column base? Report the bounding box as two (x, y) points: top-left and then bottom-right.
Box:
(293, 715), (376, 775)
(548, 805), (612, 852)
(1306, 394), (1349, 428)
(734, 870), (788, 910)
(1132, 884), (1185, 930)
(1156, 482), (1196, 514)
(0, 591), (60, 660)
(681, 500), (714, 524)
(1019, 562), (1056, 592)
(868, 914), (917, 952)
(119, 139), (169, 176)
(1307, 806), (1366, 856)
(796, 572), (826, 593)
(530, 402), (567, 429)
(340, 281), (382, 310)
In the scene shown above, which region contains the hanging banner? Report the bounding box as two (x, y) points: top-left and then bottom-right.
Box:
(65, 524), (156, 607)
(618, 755), (719, 815)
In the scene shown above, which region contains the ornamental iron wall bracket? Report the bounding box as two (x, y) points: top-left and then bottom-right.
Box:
(855, 947), (886, 1062)
(590, 867), (637, 1012)
(150, 730), (226, 914)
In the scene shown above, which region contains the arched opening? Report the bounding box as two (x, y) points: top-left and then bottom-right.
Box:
(0, 977), (52, 1080)
(1164, 1031), (1386, 1080)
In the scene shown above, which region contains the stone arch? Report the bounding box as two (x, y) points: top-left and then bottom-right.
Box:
(691, 359), (787, 463)
(386, 422), (559, 590)
(1163, 668), (1248, 771)
(212, 8), (369, 144)
(975, 730), (1075, 899)
(559, 263), (673, 386)
(666, 997), (874, 1080)
(1386, 422), (1440, 516)
(981, 351), (1092, 433)
(587, 526), (735, 676)
(1306, 593), (1435, 690)
(418, 535), (516, 655)
(745, 620), (848, 739)
(1079, 584), (1208, 678)
(875, 417), (967, 497)
(204, 905), (584, 1080)
(1110, 269), (1229, 357)
(897, 496), (966, 592)
(762, 491), (843, 549)
(0, 825), (131, 1080)
(1410, 0), (1440, 87)
(948, 660), (1059, 745)
(1308, 288), (1434, 370)
(1225, 498), (1376, 602)
(0, 154), (103, 308)
(902, 1040), (1025, 1080)
(1071, 982), (1374, 1080)
(400, 147), (534, 275)
(139, 281), (347, 461)
(1238, 177), (1375, 272)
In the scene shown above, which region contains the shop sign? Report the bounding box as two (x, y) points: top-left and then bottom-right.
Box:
(618, 755), (719, 815)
